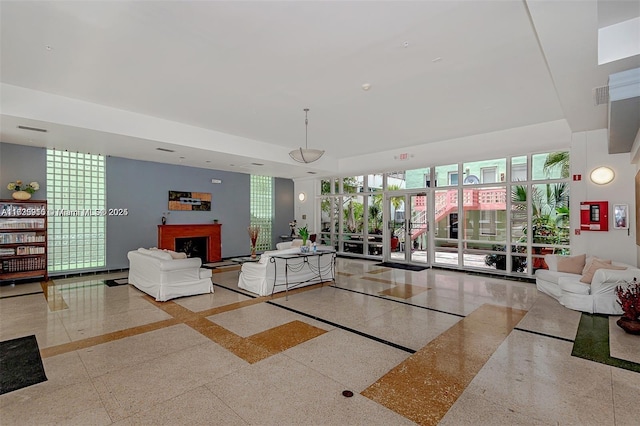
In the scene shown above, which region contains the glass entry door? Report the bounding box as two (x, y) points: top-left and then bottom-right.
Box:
(385, 192), (430, 265)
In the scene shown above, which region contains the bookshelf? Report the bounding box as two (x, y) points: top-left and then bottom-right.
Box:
(0, 199), (48, 281)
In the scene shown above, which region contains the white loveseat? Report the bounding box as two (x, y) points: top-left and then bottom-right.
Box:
(535, 254), (640, 314)
(238, 242), (336, 296)
(128, 248), (213, 301)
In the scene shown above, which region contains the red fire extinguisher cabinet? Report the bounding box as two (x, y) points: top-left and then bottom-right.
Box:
(580, 201), (608, 231)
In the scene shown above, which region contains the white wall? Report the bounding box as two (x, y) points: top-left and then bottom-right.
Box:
(570, 129), (637, 266)
(293, 179), (319, 235)
(295, 127), (639, 267)
(633, 128), (640, 266)
(335, 119), (572, 176)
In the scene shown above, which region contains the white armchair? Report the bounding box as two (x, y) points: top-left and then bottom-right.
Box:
(127, 248), (213, 301)
(238, 246), (335, 296)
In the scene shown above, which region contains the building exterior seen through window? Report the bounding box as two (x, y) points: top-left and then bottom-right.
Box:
(319, 151), (570, 276)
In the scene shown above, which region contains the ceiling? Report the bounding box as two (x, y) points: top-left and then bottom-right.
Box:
(1, 0), (639, 179)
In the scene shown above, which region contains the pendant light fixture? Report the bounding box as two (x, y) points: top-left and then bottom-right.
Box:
(289, 108), (324, 163)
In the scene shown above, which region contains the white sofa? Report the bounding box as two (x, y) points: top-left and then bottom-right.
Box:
(128, 248), (213, 301)
(238, 242), (336, 296)
(535, 254), (640, 314)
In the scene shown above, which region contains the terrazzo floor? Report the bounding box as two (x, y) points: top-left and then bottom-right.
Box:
(0, 258), (638, 425)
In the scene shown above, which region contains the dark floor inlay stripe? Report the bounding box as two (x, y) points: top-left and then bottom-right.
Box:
(330, 284), (466, 318)
(212, 282), (258, 298)
(0, 291), (44, 299)
(513, 327), (575, 343)
(572, 313), (640, 373)
(266, 301), (416, 354)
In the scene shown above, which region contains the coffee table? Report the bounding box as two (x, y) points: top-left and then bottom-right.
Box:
(230, 256), (260, 264)
(269, 249), (336, 300)
(230, 256), (260, 276)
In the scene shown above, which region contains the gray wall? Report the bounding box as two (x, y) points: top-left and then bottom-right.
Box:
(273, 178), (294, 247)
(106, 156), (255, 268)
(0, 143), (48, 199)
(1, 142), (294, 271)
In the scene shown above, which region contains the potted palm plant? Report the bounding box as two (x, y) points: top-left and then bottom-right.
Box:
(298, 225), (310, 252)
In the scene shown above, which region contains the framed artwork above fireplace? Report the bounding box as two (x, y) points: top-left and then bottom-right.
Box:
(168, 191), (211, 211)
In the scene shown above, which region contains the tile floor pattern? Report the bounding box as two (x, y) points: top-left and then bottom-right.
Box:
(0, 259), (638, 425)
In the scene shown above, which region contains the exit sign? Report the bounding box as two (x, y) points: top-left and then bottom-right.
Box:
(399, 153), (409, 160)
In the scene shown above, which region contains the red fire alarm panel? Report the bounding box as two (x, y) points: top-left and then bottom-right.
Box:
(580, 201), (608, 231)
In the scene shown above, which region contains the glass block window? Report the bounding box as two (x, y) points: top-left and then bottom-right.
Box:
(250, 175), (273, 251)
(47, 150), (106, 272)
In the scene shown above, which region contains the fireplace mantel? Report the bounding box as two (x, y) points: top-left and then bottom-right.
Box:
(158, 224), (221, 262)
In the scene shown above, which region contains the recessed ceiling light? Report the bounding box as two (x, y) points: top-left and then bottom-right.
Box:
(432, 57), (442, 63)
(403, 41), (409, 48)
(45, 45), (53, 51)
(156, 147), (175, 153)
(362, 83), (372, 91)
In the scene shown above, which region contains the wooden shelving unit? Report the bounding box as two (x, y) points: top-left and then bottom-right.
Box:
(0, 199), (48, 282)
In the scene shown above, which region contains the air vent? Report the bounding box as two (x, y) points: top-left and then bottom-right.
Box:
(593, 85), (609, 106)
(17, 125), (47, 132)
(156, 147), (175, 153)
(307, 171), (317, 174)
(251, 162), (264, 166)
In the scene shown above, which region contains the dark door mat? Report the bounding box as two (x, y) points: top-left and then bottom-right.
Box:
(0, 335), (47, 395)
(105, 278), (129, 287)
(375, 262), (428, 272)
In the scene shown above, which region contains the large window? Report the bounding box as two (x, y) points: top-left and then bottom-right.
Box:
(47, 150), (106, 272)
(318, 151), (570, 276)
(250, 175), (273, 251)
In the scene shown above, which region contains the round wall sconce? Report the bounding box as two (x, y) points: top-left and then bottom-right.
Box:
(590, 166), (615, 185)
(298, 192), (306, 202)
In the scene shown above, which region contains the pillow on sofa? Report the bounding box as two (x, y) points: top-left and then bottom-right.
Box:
(582, 257), (611, 275)
(544, 254), (559, 271)
(579, 260), (627, 284)
(276, 242), (292, 250)
(556, 254), (586, 274)
(138, 248), (173, 260)
(164, 250), (187, 259)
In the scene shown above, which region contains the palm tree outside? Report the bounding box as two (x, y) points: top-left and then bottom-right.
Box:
(543, 151), (570, 178)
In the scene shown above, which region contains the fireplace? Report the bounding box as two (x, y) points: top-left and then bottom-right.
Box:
(175, 236), (207, 264)
(158, 224), (222, 263)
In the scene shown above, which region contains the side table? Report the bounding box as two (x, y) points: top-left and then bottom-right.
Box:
(230, 256), (260, 277)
